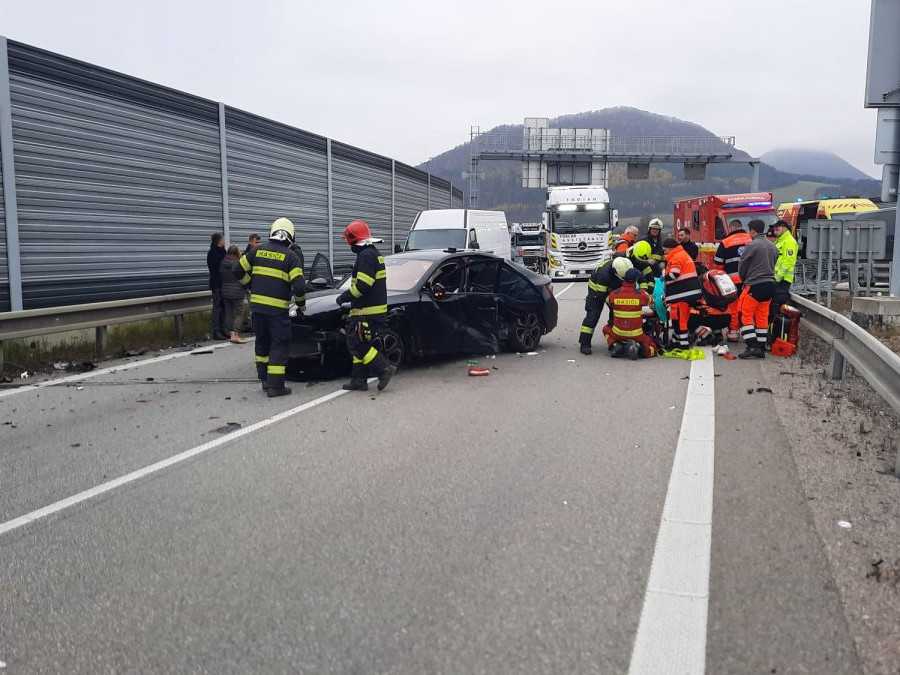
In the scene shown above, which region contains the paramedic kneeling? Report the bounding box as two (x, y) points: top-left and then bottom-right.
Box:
(602, 268), (658, 359)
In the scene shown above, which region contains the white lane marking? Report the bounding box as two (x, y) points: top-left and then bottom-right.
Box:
(0, 379), (366, 537)
(0, 340), (246, 400)
(628, 349), (715, 675)
(556, 282), (576, 297)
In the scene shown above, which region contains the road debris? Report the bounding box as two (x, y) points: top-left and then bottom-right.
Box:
(468, 367), (491, 377)
(837, 520), (853, 529)
(567, 359), (576, 363)
(190, 346), (215, 355)
(212, 422), (242, 434)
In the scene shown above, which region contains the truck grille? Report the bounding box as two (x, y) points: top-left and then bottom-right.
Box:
(560, 241), (608, 263)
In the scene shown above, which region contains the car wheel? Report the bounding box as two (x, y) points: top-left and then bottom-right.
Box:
(508, 312), (542, 352)
(376, 328), (405, 367)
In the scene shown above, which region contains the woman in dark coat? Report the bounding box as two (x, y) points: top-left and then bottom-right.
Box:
(220, 245), (247, 343)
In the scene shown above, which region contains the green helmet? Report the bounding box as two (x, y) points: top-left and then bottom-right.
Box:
(631, 240), (652, 263)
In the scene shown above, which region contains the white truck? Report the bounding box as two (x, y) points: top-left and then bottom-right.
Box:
(510, 222), (547, 274)
(544, 185), (617, 279)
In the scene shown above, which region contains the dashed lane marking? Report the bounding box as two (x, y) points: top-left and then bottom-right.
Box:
(628, 348), (715, 674)
(0, 378), (369, 538)
(556, 282), (576, 297)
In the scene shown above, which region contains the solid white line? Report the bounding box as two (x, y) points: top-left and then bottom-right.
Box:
(0, 340), (246, 400)
(556, 282), (576, 297)
(628, 349), (715, 675)
(0, 380), (363, 538)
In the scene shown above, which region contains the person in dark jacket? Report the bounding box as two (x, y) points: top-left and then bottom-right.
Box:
(236, 218), (306, 397)
(244, 233), (261, 255)
(736, 219), (778, 359)
(207, 232), (227, 339)
(220, 245), (246, 343)
(335, 220), (396, 392)
(640, 218), (666, 275)
(676, 227), (699, 262)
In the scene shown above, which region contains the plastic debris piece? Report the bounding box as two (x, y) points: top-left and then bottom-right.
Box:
(75, 386), (84, 391)
(468, 367), (491, 377)
(213, 422), (242, 434)
(190, 346), (215, 355)
(70, 443), (81, 448)
(755, 387), (773, 394)
(526, 351), (539, 356)
(837, 520), (852, 529)
(567, 359), (576, 363)
(669, 405), (676, 410)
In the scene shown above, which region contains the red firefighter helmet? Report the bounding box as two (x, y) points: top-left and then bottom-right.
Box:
(342, 219), (372, 245)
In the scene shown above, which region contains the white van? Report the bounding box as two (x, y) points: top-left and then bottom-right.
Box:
(399, 209), (512, 261)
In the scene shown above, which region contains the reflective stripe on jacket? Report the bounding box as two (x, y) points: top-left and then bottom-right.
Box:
(664, 245), (702, 304)
(348, 245), (388, 317)
(237, 240), (305, 315)
(774, 230), (799, 283)
(713, 231), (752, 284)
(607, 284), (651, 338)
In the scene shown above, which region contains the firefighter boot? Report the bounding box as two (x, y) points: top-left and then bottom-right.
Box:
(372, 355), (397, 392)
(625, 340), (641, 361)
(580, 343), (592, 355)
(342, 365), (369, 391)
(609, 342), (626, 358)
(266, 384), (292, 397)
(738, 341), (764, 359)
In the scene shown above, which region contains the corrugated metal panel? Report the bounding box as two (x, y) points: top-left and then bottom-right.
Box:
(394, 164), (429, 245)
(452, 187), (464, 208)
(0, 132), (7, 312)
(331, 142), (392, 272)
(8, 43), (222, 308)
(224, 107), (328, 266)
(429, 175), (451, 210)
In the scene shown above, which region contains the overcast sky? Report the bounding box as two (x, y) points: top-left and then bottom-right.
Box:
(0, 0), (882, 178)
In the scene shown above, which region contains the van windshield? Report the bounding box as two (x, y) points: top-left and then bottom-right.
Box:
(406, 229), (467, 251)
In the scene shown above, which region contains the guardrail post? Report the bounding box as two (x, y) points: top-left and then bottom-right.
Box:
(94, 325), (108, 361)
(0, 339), (4, 375)
(173, 314), (184, 345)
(828, 348), (846, 380)
(0, 37), (23, 312)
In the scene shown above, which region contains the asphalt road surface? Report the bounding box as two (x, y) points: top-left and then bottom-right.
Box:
(0, 282), (862, 674)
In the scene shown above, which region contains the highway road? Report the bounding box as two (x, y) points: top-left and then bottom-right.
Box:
(0, 283), (863, 674)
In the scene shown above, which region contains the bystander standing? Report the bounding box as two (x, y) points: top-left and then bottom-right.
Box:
(220, 245), (246, 343)
(207, 232), (227, 339)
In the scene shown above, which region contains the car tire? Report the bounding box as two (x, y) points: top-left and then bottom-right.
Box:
(376, 328), (405, 367)
(507, 312), (542, 352)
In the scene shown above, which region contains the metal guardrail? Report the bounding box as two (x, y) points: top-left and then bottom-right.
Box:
(792, 292), (900, 476)
(792, 292), (900, 413)
(0, 291), (212, 366)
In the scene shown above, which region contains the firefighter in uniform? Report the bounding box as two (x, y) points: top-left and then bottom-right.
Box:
(641, 218), (666, 274)
(712, 220), (752, 340)
(769, 219), (798, 320)
(622, 240), (656, 294)
(336, 220), (397, 392)
(579, 256), (634, 355)
(663, 237), (703, 348)
(602, 268), (658, 359)
(236, 217), (305, 397)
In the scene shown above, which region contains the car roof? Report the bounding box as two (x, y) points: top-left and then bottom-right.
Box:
(387, 249), (502, 263)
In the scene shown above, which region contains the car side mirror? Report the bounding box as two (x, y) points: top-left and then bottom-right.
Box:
(309, 277), (328, 289)
(394, 243), (403, 254)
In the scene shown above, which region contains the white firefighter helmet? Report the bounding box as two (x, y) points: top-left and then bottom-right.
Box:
(269, 217), (295, 242)
(612, 256), (634, 279)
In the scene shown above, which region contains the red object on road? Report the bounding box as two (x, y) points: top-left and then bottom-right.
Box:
(468, 367), (491, 376)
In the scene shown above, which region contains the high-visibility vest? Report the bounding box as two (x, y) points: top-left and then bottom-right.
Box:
(608, 284), (651, 338)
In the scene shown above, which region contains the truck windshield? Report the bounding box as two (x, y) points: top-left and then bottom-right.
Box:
(406, 229), (467, 251)
(551, 209), (611, 234)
